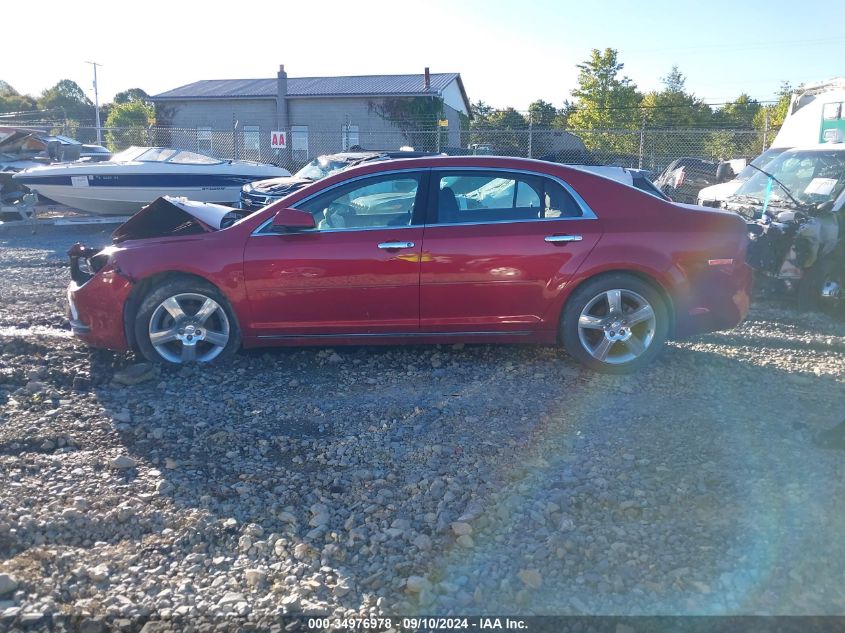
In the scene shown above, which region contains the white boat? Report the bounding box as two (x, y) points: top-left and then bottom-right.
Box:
(13, 146), (290, 215)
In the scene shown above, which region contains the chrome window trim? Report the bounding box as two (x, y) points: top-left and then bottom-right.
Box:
(432, 166), (598, 221)
(424, 216), (595, 228)
(251, 165), (598, 236)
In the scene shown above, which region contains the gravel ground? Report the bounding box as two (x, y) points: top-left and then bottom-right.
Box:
(1, 224), (844, 631)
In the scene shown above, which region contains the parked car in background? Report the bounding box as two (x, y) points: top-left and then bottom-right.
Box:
(66, 156), (750, 374)
(697, 147), (789, 207)
(568, 165), (670, 200)
(240, 150), (439, 211)
(654, 157), (728, 204)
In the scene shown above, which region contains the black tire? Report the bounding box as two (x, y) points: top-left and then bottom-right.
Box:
(797, 255), (832, 312)
(561, 273), (670, 374)
(133, 277), (240, 364)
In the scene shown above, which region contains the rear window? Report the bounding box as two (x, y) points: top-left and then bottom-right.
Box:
(435, 171), (581, 224)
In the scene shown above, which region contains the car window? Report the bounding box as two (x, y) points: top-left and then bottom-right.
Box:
(631, 175), (669, 200)
(295, 174), (420, 231)
(435, 171), (580, 223)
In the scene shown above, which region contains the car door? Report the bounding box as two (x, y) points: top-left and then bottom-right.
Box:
(242, 170), (427, 337)
(419, 168), (602, 333)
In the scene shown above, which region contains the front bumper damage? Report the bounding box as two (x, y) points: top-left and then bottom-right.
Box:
(67, 243), (134, 351)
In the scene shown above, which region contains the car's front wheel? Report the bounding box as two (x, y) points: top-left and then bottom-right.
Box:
(134, 278), (240, 364)
(561, 273), (669, 374)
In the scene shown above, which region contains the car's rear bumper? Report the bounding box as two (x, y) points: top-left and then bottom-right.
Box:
(67, 271), (134, 351)
(674, 261), (752, 338)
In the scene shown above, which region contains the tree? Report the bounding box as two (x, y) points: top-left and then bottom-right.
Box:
(552, 100), (575, 129)
(37, 79), (94, 122)
(661, 66), (686, 93)
(716, 93), (761, 128)
(104, 100), (154, 150)
(470, 101), (496, 127)
(640, 66), (713, 129)
(0, 81), (37, 114)
(636, 66), (715, 164)
(705, 93), (764, 158)
(113, 88), (151, 105)
(568, 48), (642, 130)
(487, 108), (527, 129)
(754, 81), (793, 134)
(567, 48), (642, 156)
(528, 100), (557, 128)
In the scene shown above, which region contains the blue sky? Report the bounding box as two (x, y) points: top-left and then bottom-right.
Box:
(4, 0), (842, 110)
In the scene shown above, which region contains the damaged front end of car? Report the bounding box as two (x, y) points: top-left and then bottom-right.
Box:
(66, 196), (249, 350)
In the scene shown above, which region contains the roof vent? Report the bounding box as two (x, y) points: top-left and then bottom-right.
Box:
(424, 67), (430, 91)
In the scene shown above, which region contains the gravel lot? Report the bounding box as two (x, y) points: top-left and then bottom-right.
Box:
(1, 224), (844, 631)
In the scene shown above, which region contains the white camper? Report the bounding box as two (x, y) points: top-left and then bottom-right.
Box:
(772, 78), (845, 147)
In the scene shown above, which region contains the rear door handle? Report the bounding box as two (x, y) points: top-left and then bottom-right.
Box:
(378, 241), (415, 250)
(544, 234), (583, 243)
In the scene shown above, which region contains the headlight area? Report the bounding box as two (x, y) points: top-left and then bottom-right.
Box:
(68, 243), (117, 285)
(66, 244), (134, 350)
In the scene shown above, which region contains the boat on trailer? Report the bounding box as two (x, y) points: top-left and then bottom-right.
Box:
(13, 146), (289, 216)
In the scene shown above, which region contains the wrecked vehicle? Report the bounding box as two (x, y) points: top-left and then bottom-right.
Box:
(725, 144), (845, 310)
(1, 127), (111, 218)
(654, 157), (732, 204)
(0, 126), (110, 172)
(66, 156), (751, 374)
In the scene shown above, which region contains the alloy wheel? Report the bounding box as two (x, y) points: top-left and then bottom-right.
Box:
(577, 288), (657, 365)
(148, 293), (230, 363)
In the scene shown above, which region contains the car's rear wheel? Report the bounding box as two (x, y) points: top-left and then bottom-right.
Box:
(561, 273), (669, 374)
(134, 278), (240, 364)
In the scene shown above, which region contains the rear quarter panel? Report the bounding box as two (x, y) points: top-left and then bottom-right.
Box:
(542, 166), (749, 337)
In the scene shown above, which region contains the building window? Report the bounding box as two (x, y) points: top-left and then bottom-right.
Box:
(243, 125), (261, 160)
(196, 127), (213, 155)
(292, 125), (309, 162)
(342, 124), (359, 151)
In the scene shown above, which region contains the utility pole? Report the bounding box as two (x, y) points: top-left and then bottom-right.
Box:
(85, 61), (103, 145)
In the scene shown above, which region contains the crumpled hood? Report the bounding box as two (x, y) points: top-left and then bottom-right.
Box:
(249, 176), (312, 194)
(111, 196), (242, 243)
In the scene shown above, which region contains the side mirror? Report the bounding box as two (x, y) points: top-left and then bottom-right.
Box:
(816, 200), (835, 213)
(271, 207), (316, 230)
(716, 162), (734, 183)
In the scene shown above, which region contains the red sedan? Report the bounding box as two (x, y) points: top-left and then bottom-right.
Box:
(67, 157), (751, 373)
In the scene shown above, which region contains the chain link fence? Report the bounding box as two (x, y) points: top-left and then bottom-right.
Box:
(7, 116), (770, 178)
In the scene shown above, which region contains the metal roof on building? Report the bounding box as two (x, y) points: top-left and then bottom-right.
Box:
(153, 73), (463, 100)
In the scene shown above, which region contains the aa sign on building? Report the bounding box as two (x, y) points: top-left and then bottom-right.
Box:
(270, 131), (287, 149)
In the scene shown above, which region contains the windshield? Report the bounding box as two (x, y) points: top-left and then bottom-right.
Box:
(294, 156), (354, 180)
(109, 147), (149, 162)
(734, 147), (789, 182)
(108, 147), (224, 164)
(732, 148), (845, 206)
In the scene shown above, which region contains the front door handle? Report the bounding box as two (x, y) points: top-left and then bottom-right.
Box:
(378, 241), (415, 249)
(544, 234), (583, 243)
